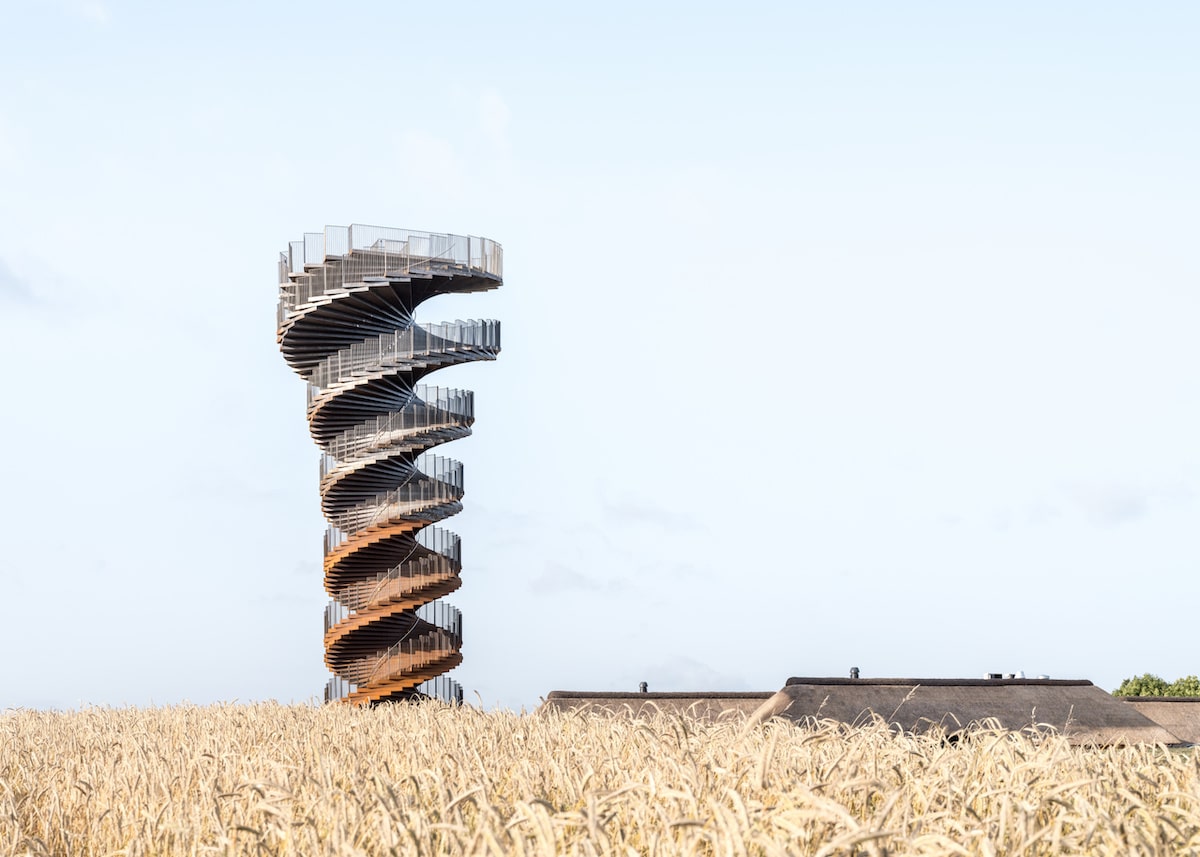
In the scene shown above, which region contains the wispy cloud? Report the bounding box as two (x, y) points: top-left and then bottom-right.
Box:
(528, 561), (631, 596)
(1066, 482), (1193, 529)
(603, 495), (699, 531)
(252, 591), (310, 608)
(0, 258), (36, 305)
(621, 656), (753, 692)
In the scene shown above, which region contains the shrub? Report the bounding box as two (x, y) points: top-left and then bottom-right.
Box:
(1113, 673), (1200, 696)
(1168, 675), (1200, 696)
(1113, 674), (1170, 696)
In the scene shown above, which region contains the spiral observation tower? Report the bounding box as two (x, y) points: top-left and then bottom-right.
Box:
(276, 224), (501, 705)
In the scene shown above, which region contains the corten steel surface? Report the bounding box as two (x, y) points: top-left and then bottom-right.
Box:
(277, 225), (501, 705)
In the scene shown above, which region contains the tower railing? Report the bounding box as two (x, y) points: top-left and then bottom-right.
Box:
(318, 387), (473, 475)
(324, 553), (461, 631)
(306, 320), (500, 399)
(324, 674), (462, 705)
(278, 225), (502, 316)
(321, 451), (464, 501)
(360, 628), (463, 687)
(323, 465), (463, 537)
(324, 492), (458, 540)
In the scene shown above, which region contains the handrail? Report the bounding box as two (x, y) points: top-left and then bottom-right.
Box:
(324, 493), (458, 545)
(319, 387), (473, 478)
(327, 385), (471, 454)
(278, 225), (502, 318)
(324, 554), (461, 630)
(325, 673), (461, 704)
(326, 524), (459, 603)
(362, 627), (463, 687)
(325, 675), (358, 702)
(306, 320), (500, 398)
(357, 553), (456, 606)
(323, 489), (461, 552)
(326, 517), (461, 558)
(323, 453), (464, 509)
(414, 675), (463, 704)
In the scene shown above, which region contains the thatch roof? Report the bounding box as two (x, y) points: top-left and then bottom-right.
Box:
(1119, 698), (1200, 745)
(540, 680), (1187, 745)
(770, 678), (1181, 745)
(540, 691), (773, 722)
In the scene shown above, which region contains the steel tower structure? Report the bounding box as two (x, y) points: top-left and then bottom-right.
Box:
(276, 225), (501, 704)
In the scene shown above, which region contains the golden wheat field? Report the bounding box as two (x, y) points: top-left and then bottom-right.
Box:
(2, 702), (1199, 856)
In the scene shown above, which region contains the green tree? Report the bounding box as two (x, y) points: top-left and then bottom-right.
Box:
(1113, 674), (1170, 696)
(1167, 675), (1200, 697)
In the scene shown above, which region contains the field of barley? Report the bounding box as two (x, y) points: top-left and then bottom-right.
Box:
(3, 702), (1200, 856)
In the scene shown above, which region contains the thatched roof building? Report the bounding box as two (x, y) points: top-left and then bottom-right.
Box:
(763, 678), (1180, 744)
(1119, 697), (1200, 745)
(541, 679), (1187, 745)
(541, 691), (773, 722)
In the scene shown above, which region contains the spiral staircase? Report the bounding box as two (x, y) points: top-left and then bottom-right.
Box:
(276, 225), (501, 705)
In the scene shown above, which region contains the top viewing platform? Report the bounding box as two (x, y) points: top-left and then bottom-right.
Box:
(277, 224), (503, 318)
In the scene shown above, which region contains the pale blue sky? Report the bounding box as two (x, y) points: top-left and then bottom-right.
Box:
(1, 1), (1197, 710)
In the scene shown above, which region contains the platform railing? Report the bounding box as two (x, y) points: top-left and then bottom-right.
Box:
(333, 629), (462, 687)
(344, 471), (459, 520)
(325, 673), (461, 704)
(322, 451), (464, 502)
(416, 600), (462, 639)
(330, 524), (462, 568)
(278, 225), (502, 316)
(323, 485), (462, 550)
(325, 675), (358, 703)
(331, 601), (464, 647)
(414, 526), (461, 563)
(326, 525), (461, 599)
(325, 555), (461, 630)
(319, 388), (473, 476)
(359, 628), (463, 687)
(306, 320), (500, 400)
(414, 675), (463, 704)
